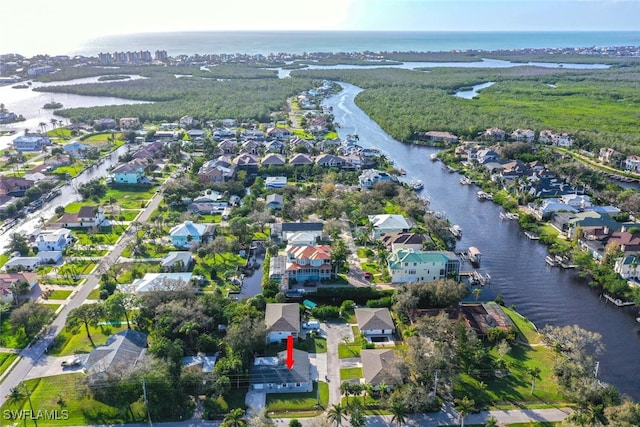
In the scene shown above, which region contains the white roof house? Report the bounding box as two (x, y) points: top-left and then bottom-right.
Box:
(118, 272), (193, 294)
(169, 221), (216, 248)
(368, 214), (411, 239)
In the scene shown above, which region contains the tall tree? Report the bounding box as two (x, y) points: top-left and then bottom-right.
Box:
(66, 303), (104, 347)
(326, 403), (347, 427)
(390, 401), (408, 427)
(9, 302), (53, 338)
(454, 396), (476, 427)
(104, 292), (137, 329)
(221, 408), (247, 427)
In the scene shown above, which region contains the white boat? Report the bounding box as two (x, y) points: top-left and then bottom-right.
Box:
(410, 179), (424, 191)
(430, 153), (438, 161)
(449, 225), (462, 238)
(460, 177), (472, 185)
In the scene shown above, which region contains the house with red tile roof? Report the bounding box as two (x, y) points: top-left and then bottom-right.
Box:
(285, 245), (333, 282)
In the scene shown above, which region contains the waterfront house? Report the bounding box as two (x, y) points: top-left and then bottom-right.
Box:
(623, 155), (640, 173)
(414, 130), (458, 143)
(265, 303), (300, 344)
(360, 349), (400, 389)
(380, 232), (428, 252)
(387, 249), (460, 283)
(266, 194), (284, 210)
(63, 141), (91, 159)
(44, 154), (72, 168)
(358, 169), (393, 189)
(0, 177), (35, 197)
(461, 302), (515, 339)
(84, 329), (148, 382)
(355, 308), (395, 342)
(169, 221), (216, 248)
(251, 349), (312, 393)
(368, 214), (410, 239)
(55, 205), (108, 228)
(614, 255), (640, 280)
(13, 134), (50, 152)
(111, 161), (148, 184)
(33, 228), (73, 252)
(118, 272), (193, 294)
(285, 245), (333, 282)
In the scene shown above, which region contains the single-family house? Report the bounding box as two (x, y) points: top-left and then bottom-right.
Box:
(286, 245), (333, 282)
(241, 140), (260, 155)
(44, 154), (72, 168)
(387, 249), (460, 283)
(243, 129), (265, 141)
(261, 154), (286, 167)
(266, 127), (291, 141)
(198, 156), (235, 183)
(265, 176), (287, 189)
(111, 161), (148, 184)
(84, 329), (148, 382)
(623, 156), (640, 173)
(315, 154), (343, 168)
(0, 272), (38, 303)
(119, 117), (141, 130)
(217, 139), (237, 154)
(359, 169), (393, 189)
(169, 221), (216, 248)
(33, 228), (73, 252)
(251, 349), (312, 393)
(511, 128), (535, 142)
(93, 118), (117, 131)
(614, 255), (640, 280)
(0, 177), (35, 197)
(461, 303), (515, 339)
(265, 140), (285, 154)
(271, 222), (324, 243)
(289, 153), (314, 167)
(355, 308), (395, 342)
(266, 194), (284, 210)
(380, 232), (428, 252)
(233, 153), (259, 172)
(179, 115), (197, 128)
(360, 349), (400, 388)
(265, 303), (300, 344)
(63, 141), (91, 159)
(13, 134), (50, 152)
(483, 128), (506, 141)
(368, 214), (410, 239)
(3, 257), (42, 272)
(182, 354), (217, 373)
(118, 272), (193, 294)
(161, 251), (194, 272)
(55, 206), (108, 228)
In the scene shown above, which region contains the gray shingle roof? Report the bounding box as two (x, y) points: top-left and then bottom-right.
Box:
(265, 303), (300, 333)
(355, 308), (394, 331)
(360, 349), (400, 386)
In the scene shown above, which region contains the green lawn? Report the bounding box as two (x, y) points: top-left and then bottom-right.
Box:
(502, 306), (541, 344)
(116, 261), (162, 284)
(86, 289), (101, 299)
(0, 352), (18, 376)
(0, 308), (35, 349)
(265, 381), (329, 415)
(1, 374), (146, 426)
(265, 336), (327, 356)
(43, 303), (62, 313)
(104, 185), (159, 209)
(47, 324), (128, 357)
(48, 290), (73, 300)
(340, 367), (363, 380)
(72, 228), (121, 246)
(121, 241), (172, 258)
(338, 343), (362, 358)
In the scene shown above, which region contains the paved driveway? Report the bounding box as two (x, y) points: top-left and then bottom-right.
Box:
(244, 390), (266, 414)
(25, 354), (87, 379)
(324, 322), (354, 405)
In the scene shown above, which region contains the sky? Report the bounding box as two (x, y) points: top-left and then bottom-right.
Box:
(1, 0), (639, 56)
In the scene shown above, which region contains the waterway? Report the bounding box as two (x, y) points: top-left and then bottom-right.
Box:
(323, 82), (640, 400)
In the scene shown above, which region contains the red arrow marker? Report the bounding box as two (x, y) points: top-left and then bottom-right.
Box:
(285, 335), (295, 369)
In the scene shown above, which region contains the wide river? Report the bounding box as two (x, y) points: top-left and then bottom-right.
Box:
(323, 82), (640, 400)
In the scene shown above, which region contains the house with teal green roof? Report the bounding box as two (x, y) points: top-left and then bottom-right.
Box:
(387, 249), (460, 284)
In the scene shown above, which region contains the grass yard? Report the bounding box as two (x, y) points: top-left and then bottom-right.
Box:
(340, 367), (363, 380)
(265, 381), (329, 415)
(72, 228), (122, 246)
(121, 241), (172, 258)
(116, 261), (162, 284)
(86, 289), (101, 299)
(0, 352), (18, 376)
(0, 374), (146, 426)
(42, 303), (62, 312)
(265, 336), (327, 356)
(48, 324), (128, 357)
(104, 185), (159, 209)
(502, 306), (541, 344)
(48, 290), (73, 300)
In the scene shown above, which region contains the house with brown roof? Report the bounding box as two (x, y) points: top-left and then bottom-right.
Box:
(315, 154), (344, 168)
(355, 308), (395, 342)
(233, 153), (259, 172)
(380, 232), (427, 252)
(54, 206), (108, 228)
(289, 153), (313, 167)
(0, 177), (35, 197)
(0, 272), (38, 303)
(360, 349), (401, 388)
(261, 153), (286, 167)
(265, 303), (300, 344)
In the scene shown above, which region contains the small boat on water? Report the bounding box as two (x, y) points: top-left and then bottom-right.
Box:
(430, 153), (438, 161)
(477, 191), (493, 200)
(449, 224), (462, 239)
(410, 179), (424, 191)
(460, 177), (472, 185)
(499, 212), (519, 220)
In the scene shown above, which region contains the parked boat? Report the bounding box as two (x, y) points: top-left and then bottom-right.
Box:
(449, 224), (462, 239)
(410, 179), (424, 191)
(477, 191), (492, 200)
(430, 153), (438, 161)
(499, 212), (518, 220)
(459, 177), (472, 185)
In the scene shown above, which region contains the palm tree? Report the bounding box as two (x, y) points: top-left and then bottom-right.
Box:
(473, 287), (482, 301)
(348, 403), (365, 427)
(378, 381), (389, 397)
(362, 382), (374, 405)
(326, 403), (347, 427)
(454, 396), (476, 427)
(484, 416), (498, 427)
(340, 381), (352, 404)
(222, 408), (247, 427)
(583, 404), (608, 426)
(390, 401), (408, 426)
(527, 367), (541, 395)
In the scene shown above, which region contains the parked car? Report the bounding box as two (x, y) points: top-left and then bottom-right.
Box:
(61, 356), (81, 367)
(364, 272), (372, 280)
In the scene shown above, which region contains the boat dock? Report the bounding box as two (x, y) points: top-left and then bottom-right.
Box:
(499, 212), (518, 220)
(602, 293), (636, 307)
(458, 246), (482, 266)
(462, 271), (492, 286)
(524, 231), (539, 240)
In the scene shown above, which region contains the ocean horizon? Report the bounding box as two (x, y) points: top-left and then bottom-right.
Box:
(69, 30), (640, 57)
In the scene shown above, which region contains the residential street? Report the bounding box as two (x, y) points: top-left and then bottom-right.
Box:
(0, 184), (166, 403)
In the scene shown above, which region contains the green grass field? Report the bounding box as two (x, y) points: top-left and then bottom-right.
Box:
(47, 324), (128, 357)
(48, 290), (73, 300)
(340, 367), (363, 380)
(0, 374), (145, 426)
(0, 352), (18, 376)
(265, 381), (329, 415)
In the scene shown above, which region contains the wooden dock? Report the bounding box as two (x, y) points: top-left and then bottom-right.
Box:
(462, 271), (491, 286)
(524, 231), (539, 240)
(602, 293), (636, 307)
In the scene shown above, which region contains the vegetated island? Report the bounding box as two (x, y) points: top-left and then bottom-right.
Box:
(43, 101), (63, 109)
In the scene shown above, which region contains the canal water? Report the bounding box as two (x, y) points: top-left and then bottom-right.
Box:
(323, 82), (640, 400)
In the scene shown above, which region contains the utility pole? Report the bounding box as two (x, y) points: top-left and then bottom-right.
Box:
(142, 377), (153, 427)
(24, 384), (38, 427)
(594, 361), (600, 379)
(433, 370), (439, 398)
